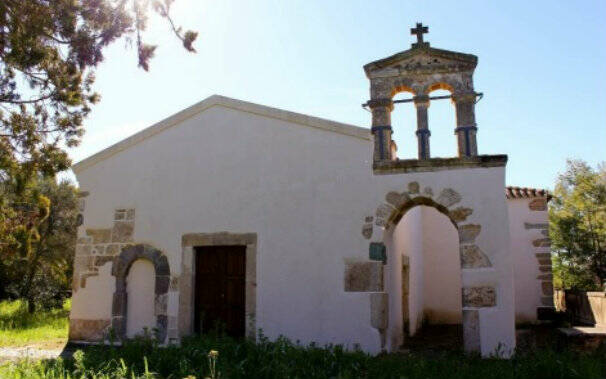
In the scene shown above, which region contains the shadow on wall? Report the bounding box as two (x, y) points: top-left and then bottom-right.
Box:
(390, 205), (462, 339)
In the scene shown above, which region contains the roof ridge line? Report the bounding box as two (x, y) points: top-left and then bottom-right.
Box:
(72, 95), (370, 173)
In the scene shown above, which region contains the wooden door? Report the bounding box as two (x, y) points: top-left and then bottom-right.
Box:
(195, 246), (246, 337)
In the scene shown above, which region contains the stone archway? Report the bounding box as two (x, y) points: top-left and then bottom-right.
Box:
(363, 182), (491, 271)
(111, 244), (170, 342)
(359, 182), (495, 352)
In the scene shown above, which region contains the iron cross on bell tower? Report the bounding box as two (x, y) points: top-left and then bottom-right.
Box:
(410, 22), (429, 48)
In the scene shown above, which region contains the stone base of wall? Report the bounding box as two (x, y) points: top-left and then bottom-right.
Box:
(69, 319), (111, 342)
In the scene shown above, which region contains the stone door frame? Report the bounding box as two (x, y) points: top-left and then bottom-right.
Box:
(179, 232), (257, 339)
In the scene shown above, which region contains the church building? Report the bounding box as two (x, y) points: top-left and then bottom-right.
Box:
(68, 24), (553, 356)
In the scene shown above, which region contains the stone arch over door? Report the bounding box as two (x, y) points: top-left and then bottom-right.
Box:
(111, 244), (170, 342)
(360, 182), (494, 353)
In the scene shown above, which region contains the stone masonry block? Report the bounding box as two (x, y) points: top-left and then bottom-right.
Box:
(460, 245), (491, 269)
(94, 255), (114, 267)
(106, 244), (121, 256)
(462, 310), (480, 353)
(86, 228), (112, 244)
(362, 223), (373, 239)
(155, 275), (170, 295)
(344, 261), (384, 292)
(155, 293), (168, 315)
(385, 191), (410, 208)
(449, 207), (473, 222)
(370, 292), (388, 329)
(112, 221), (134, 243)
(69, 319), (110, 342)
(537, 258), (552, 266)
(114, 209), (126, 221)
(376, 203), (395, 219)
(458, 224), (481, 244)
(529, 198), (547, 211)
(533, 238), (551, 248)
(436, 188), (462, 208)
(542, 281), (554, 296)
(462, 286), (496, 307)
(524, 222), (549, 230)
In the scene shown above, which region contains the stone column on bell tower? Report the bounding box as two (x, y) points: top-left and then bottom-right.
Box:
(369, 98), (394, 161)
(453, 92), (478, 157)
(413, 95), (431, 160)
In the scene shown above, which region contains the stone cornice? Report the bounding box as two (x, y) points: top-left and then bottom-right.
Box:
(372, 154), (508, 174)
(364, 46), (478, 77)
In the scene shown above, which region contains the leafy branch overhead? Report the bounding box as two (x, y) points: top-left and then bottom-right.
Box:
(0, 0), (197, 175)
(0, 0), (197, 252)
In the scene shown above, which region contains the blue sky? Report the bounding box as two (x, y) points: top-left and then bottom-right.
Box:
(67, 0), (606, 190)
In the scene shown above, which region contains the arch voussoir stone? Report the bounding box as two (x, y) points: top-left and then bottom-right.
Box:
(363, 184), (495, 354)
(111, 244), (171, 343)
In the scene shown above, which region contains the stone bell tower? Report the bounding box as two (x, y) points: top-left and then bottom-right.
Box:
(364, 23), (485, 166)
(360, 24), (515, 356)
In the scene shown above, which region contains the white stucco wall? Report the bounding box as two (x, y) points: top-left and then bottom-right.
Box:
(388, 206), (423, 341)
(71, 96), (516, 356)
(508, 198), (548, 323)
(70, 262), (114, 319)
(126, 259), (156, 337)
(422, 207), (462, 325)
(385, 205), (461, 350)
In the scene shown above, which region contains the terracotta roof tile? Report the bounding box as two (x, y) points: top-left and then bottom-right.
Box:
(505, 186), (552, 201)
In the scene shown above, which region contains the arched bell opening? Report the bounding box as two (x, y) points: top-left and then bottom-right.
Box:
(390, 86), (418, 160)
(425, 83), (458, 158)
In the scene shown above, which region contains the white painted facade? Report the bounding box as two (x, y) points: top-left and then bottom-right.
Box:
(69, 95), (550, 357)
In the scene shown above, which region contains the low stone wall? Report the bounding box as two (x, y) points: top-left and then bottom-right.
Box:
(555, 290), (606, 327)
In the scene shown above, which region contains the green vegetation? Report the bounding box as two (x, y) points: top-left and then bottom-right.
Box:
(1, 0), (197, 314)
(550, 159), (606, 290)
(1, 332), (606, 379)
(0, 299), (69, 349)
(0, 179), (78, 313)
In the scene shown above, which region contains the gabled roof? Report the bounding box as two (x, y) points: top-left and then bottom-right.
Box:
(364, 45), (478, 77)
(72, 95), (370, 173)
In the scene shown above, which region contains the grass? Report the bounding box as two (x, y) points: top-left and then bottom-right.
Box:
(0, 301), (605, 378)
(1, 332), (606, 379)
(0, 299), (70, 349)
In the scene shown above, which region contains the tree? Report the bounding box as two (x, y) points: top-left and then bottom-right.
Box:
(550, 159), (606, 290)
(1, 0), (197, 255)
(0, 177), (79, 311)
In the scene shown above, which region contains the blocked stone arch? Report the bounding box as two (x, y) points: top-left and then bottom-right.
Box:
(111, 244), (170, 343)
(361, 182), (495, 352)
